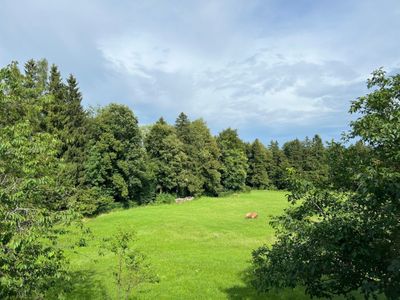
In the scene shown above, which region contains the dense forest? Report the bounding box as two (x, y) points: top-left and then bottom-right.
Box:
(1, 60), (399, 299)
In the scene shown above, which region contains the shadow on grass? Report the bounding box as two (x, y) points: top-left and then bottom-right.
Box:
(47, 270), (108, 300)
(222, 267), (309, 300)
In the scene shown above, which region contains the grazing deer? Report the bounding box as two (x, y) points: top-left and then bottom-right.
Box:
(245, 212), (258, 219)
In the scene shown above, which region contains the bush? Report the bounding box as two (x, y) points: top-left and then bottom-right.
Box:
(72, 187), (114, 216)
(154, 193), (176, 205)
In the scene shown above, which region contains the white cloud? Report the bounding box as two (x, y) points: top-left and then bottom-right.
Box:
(1, 0), (400, 142)
(98, 33), (365, 130)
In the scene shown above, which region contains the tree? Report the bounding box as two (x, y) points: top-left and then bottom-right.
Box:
(61, 74), (88, 185)
(283, 135), (328, 186)
(283, 138), (304, 172)
(101, 228), (157, 300)
(174, 115), (221, 196)
(175, 112), (191, 144)
(190, 119), (222, 196)
(83, 104), (153, 207)
(303, 134), (328, 185)
(45, 64), (66, 133)
(252, 69), (400, 299)
(0, 61), (27, 127)
(267, 141), (290, 189)
(217, 128), (248, 191)
(0, 122), (71, 299)
(145, 118), (186, 194)
(246, 139), (272, 189)
(0, 63), (74, 298)
(326, 140), (372, 191)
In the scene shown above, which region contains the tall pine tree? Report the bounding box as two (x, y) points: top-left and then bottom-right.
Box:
(217, 128), (248, 191)
(246, 139), (272, 189)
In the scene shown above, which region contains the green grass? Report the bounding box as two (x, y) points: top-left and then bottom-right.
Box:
(56, 190), (308, 299)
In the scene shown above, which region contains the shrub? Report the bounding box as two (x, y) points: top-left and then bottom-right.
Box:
(72, 187), (114, 216)
(154, 193), (176, 205)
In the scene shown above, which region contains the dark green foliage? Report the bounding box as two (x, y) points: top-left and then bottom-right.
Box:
(246, 139), (272, 189)
(84, 104), (153, 206)
(175, 116), (222, 196)
(283, 135), (328, 186)
(70, 187), (114, 216)
(190, 119), (222, 196)
(326, 140), (372, 191)
(175, 112), (191, 144)
(217, 128), (248, 191)
(62, 75), (88, 166)
(267, 141), (290, 189)
(283, 138), (303, 171)
(145, 118), (186, 194)
(45, 64), (66, 132)
(252, 69), (400, 299)
(303, 135), (329, 185)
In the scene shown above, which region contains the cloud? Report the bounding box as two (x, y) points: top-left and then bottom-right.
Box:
(1, 0), (400, 143)
(97, 35), (364, 129)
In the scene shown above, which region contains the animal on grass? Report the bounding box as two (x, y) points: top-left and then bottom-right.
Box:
(245, 212), (258, 219)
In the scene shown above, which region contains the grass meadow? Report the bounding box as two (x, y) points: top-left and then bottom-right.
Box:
(54, 190), (329, 299)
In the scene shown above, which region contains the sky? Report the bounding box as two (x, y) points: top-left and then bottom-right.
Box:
(1, 0), (400, 145)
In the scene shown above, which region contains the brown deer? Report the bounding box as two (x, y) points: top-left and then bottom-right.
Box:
(245, 212), (258, 219)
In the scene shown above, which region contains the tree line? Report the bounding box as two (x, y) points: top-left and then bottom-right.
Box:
(0, 59), (372, 215)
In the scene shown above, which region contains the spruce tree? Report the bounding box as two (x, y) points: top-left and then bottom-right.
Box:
(62, 74), (88, 184)
(175, 112), (191, 144)
(217, 128), (248, 191)
(190, 119), (221, 196)
(283, 138), (304, 172)
(304, 134), (328, 185)
(45, 64), (66, 133)
(247, 139), (272, 189)
(174, 114), (222, 196)
(268, 141), (290, 189)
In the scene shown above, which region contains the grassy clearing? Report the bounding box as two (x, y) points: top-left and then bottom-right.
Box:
(56, 190), (308, 299)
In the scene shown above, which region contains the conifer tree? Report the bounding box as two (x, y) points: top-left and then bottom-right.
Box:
(283, 138), (304, 172)
(268, 141), (290, 189)
(45, 64), (66, 133)
(61, 74), (88, 184)
(190, 119), (222, 196)
(246, 139), (272, 189)
(217, 128), (248, 191)
(175, 112), (191, 144)
(174, 114), (222, 196)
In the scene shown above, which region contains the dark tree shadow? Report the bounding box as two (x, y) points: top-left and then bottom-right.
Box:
(222, 267), (308, 300)
(46, 270), (108, 300)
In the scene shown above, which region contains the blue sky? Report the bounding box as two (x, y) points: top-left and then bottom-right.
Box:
(1, 0), (399, 145)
